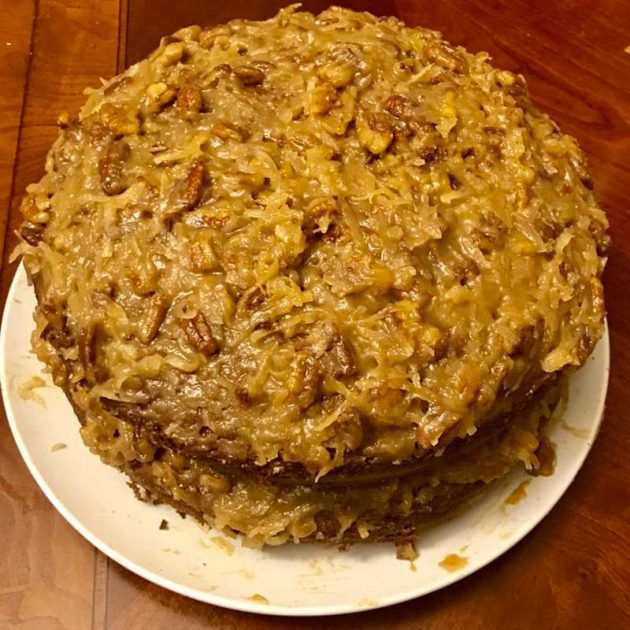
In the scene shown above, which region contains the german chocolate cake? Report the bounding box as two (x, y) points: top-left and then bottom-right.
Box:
(17, 6), (608, 548)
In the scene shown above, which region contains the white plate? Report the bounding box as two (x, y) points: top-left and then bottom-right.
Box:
(0, 264), (610, 616)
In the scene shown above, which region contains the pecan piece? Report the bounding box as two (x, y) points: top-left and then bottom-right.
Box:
(98, 140), (130, 195)
(233, 64), (265, 86)
(188, 240), (217, 273)
(185, 162), (206, 208)
(173, 161), (207, 211)
(98, 102), (139, 137)
(384, 94), (412, 118)
(318, 44), (359, 88)
(211, 121), (248, 142)
(307, 321), (357, 379)
(180, 312), (219, 356)
(176, 83), (202, 113)
(305, 82), (337, 116)
(289, 353), (322, 409)
(424, 42), (467, 73)
(145, 82), (176, 112)
(138, 294), (168, 343)
(325, 336), (356, 378)
(154, 41), (184, 67)
(356, 111), (393, 155)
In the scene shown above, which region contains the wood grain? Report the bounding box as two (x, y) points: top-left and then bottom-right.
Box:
(0, 1), (35, 265)
(0, 1), (121, 629)
(1, 0), (629, 628)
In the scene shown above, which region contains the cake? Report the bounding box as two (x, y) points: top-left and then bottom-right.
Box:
(16, 6), (609, 548)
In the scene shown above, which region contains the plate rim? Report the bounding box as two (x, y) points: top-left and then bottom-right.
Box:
(0, 263), (611, 616)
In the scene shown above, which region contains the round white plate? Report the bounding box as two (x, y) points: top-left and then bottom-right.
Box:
(0, 264), (609, 616)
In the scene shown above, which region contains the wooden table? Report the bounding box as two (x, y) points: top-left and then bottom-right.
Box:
(1, 1), (629, 627)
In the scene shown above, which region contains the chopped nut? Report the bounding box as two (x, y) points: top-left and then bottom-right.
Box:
(188, 240), (217, 272)
(289, 353), (321, 409)
(98, 103), (140, 136)
(307, 321), (357, 379)
(159, 519), (169, 530)
(176, 83), (202, 113)
(305, 82), (337, 116)
(155, 41), (185, 67)
(172, 25), (202, 42)
(138, 294), (168, 343)
(143, 82), (176, 114)
(172, 161), (207, 211)
(180, 312), (220, 356)
(319, 62), (355, 88)
(326, 335), (356, 378)
(356, 111), (393, 155)
(448, 173), (461, 190)
(42, 312), (73, 349)
(211, 121), (246, 142)
(424, 42), (467, 73)
(98, 140), (130, 195)
(576, 327), (594, 363)
(185, 162), (206, 208)
(147, 81), (168, 99)
(505, 78), (530, 110)
(384, 94), (412, 118)
(233, 64), (265, 86)
(319, 45), (359, 87)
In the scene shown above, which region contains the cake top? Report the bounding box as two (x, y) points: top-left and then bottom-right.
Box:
(19, 6), (608, 476)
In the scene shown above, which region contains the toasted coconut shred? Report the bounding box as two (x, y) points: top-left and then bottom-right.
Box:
(16, 6), (608, 547)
